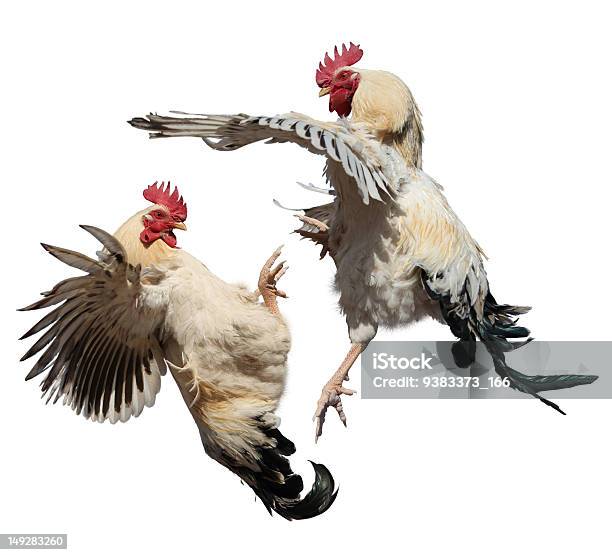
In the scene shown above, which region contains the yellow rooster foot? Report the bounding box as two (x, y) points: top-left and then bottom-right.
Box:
(258, 245), (288, 315)
(313, 381), (356, 442)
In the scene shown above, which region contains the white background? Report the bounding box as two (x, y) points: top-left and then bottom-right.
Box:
(2, 1), (611, 554)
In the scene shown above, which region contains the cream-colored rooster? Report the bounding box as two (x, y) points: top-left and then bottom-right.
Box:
(19, 182), (336, 519)
(129, 44), (597, 440)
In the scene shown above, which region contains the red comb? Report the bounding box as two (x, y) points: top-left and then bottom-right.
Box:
(143, 181), (187, 220)
(316, 42), (363, 88)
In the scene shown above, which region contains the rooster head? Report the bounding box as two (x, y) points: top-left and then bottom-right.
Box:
(316, 42), (363, 117)
(140, 181), (187, 248)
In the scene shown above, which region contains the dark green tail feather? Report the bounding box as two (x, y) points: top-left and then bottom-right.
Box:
(476, 293), (598, 414)
(423, 272), (599, 414)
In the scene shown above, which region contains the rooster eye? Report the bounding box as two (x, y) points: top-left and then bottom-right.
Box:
(155, 211), (164, 218)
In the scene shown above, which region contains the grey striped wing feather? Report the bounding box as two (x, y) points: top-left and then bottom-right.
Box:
(129, 112), (394, 205)
(19, 225), (167, 424)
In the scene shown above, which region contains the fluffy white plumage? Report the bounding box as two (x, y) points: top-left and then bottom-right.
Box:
(323, 137), (488, 343)
(20, 208), (337, 519)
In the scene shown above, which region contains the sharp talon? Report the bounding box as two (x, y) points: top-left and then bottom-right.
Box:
(335, 403), (347, 426)
(312, 344), (363, 439)
(296, 214), (330, 232)
(271, 245), (284, 259)
(312, 381), (354, 439)
(271, 261), (286, 277)
(258, 247), (290, 313)
(314, 416), (324, 442)
(339, 387), (356, 395)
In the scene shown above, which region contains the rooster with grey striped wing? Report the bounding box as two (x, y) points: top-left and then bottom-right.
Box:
(129, 43), (598, 440)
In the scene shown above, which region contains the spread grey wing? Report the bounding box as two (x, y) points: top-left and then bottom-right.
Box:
(129, 112), (393, 205)
(19, 225), (168, 424)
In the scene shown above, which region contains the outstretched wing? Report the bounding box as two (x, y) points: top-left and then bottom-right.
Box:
(19, 226), (168, 424)
(129, 112), (394, 205)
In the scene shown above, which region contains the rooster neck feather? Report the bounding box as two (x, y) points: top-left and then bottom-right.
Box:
(351, 69), (424, 168)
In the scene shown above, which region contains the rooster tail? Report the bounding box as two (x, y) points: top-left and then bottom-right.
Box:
(253, 459), (338, 521)
(424, 272), (599, 414)
(170, 347), (337, 520)
(473, 292), (598, 414)
(243, 423), (338, 520)
(199, 420), (337, 520)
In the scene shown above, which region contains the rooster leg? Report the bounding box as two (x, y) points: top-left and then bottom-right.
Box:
(314, 343), (364, 442)
(258, 246), (288, 316)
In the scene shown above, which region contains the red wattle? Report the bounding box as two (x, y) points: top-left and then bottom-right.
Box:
(162, 231), (177, 248)
(329, 89), (354, 117)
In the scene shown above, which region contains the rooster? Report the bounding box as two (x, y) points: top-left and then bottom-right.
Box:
(129, 44), (597, 440)
(18, 182), (337, 519)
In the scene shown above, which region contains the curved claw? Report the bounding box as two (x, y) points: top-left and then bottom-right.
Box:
(313, 383), (356, 442)
(258, 247), (289, 314)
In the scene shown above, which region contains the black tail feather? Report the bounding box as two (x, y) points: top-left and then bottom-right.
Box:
(217, 422), (337, 520)
(423, 272), (599, 413)
(267, 461), (338, 521)
(474, 292), (598, 413)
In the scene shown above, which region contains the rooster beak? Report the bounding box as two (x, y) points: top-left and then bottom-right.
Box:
(319, 87), (331, 97)
(173, 222), (187, 231)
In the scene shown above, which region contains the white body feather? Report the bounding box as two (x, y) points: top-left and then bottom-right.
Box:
(326, 143), (487, 343)
(118, 228), (291, 464)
